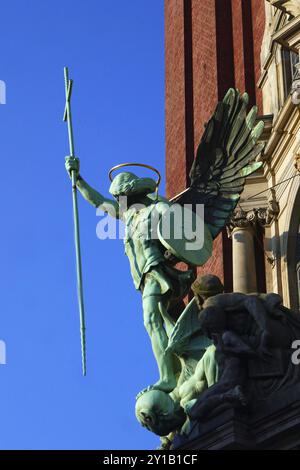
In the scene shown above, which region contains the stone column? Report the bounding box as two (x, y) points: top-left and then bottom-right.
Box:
(228, 202), (280, 294)
(229, 210), (257, 294)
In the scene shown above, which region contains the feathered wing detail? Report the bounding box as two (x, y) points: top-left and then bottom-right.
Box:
(166, 298), (212, 357)
(175, 89), (264, 238)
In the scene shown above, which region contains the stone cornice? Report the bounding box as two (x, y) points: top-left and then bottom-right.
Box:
(257, 114), (274, 143)
(257, 13), (283, 89)
(263, 97), (299, 162)
(257, 10), (299, 89)
(272, 14), (300, 51)
(266, 0), (300, 18)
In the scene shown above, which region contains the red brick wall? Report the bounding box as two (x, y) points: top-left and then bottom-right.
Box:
(192, 0), (218, 149)
(231, 0), (265, 110)
(232, 0), (247, 92)
(251, 0), (265, 112)
(189, 1), (228, 286)
(165, 0), (265, 290)
(165, 0), (187, 197)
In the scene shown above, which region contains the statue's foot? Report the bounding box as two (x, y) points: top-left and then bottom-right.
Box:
(136, 386), (152, 399)
(136, 378), (177, 399)
(151, 377), (177, 393)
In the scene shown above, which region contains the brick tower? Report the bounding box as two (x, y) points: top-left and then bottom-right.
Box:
(165, 0), (265, 291)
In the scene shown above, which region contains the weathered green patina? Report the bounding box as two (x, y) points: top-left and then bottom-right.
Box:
(65, 162), (195, 392)
(65, 89), (265, 399)
(63, 67), (86, 376)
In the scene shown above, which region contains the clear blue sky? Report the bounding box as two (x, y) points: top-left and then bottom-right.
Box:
(0, 0), (164, 449)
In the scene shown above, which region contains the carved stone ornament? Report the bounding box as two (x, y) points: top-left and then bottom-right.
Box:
(295, 149), (300, 172)
(267, 0), (300, 17)
(227, 199), (279, 236)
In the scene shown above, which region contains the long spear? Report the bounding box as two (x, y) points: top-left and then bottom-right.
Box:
(63, 66), (86, 376)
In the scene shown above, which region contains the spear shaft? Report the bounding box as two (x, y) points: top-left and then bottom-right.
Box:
(63, 66), (86, 376)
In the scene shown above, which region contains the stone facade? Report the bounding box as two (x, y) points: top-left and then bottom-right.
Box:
(254, 2), (300, 309)
(165, 0), (300, 310)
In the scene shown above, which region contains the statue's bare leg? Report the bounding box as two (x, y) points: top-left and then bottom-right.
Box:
(142, 294), (177, 393)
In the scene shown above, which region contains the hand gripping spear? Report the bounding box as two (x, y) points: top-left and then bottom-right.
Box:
(63, 67), (87, 376)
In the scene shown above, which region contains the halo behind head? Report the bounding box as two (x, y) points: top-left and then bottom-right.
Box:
(109, 162), (161, 188)
(109, 171), (157, 197)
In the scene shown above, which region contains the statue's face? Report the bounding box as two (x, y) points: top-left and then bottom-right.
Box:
(135, 390), (185, 436)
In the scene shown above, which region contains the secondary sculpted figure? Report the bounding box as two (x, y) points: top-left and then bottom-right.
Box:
(65, 89), (264, 393)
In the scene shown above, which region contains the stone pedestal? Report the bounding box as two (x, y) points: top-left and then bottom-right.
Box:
(172, 383), (300, 450)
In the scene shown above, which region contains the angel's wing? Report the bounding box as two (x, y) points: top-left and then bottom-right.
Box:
(166, 298), (212, 357)
(173, 88), (264, 238)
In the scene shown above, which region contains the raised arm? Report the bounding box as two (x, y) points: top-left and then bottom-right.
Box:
(65, 157), (119, 218)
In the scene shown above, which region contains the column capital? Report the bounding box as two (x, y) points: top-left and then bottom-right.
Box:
(227, 198), (279, 236)
(227, 209), (252, 236)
